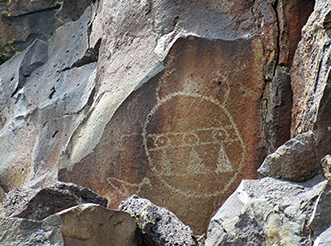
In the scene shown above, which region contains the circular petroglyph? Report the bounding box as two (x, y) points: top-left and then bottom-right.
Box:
(142, 92), (245, 198)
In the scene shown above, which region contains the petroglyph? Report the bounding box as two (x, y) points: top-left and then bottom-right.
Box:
(142, 91), (246, 198)
(107, 177), (152, 197)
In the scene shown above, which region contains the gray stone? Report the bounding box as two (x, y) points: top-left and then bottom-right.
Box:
(0, 203), (138, 246)
(291, 0), (331, 161)
(119, 195), (198, 246)
(315, 226), (331, 246)
(258, 131), (318, 182)
(260, 65), (293, 155)
(0, 215), (63, 246)
(1, 181), (107, 220)
(0, 5), (98, 190)
(58, 204), (138, 246)
(321, 154), (331, 184)
(309, 185), (331, 236)
(206, 175), (326, 246)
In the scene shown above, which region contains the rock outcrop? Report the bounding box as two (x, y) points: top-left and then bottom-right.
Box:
(206, 175), (326, 245)
(57, 0), (285, 233)
(258, 131), (318, 182)
(291, 0), (331, 161)
(1, 0), (329, 243)
(1, 181), (107, 220)
(58, 204), (138, 246)
(119, 195), (198, 246)
(0, 203), (138, 246)
(205, 0), (331, 245)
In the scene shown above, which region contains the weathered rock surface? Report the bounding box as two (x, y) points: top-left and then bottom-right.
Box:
(258, 131), (318, 182)
(276, 0), (315, 67)
(60, 33), (267, 233)
(315, 226), (331, 246)
(260, 65), (293, 155)
(0, 215), (63, 246)
(0, 0), (319, 238)
(0, 203), (138, 246)
(291, 0), (331, 161)
(1, 182), (107, 220)
(259, 0), (313, 156)
(119, 195), (198, 246)
(0, 0), (97, 64)
(206, 175), (327, 246)
(321, 154), (331, 183)
(59, 204), (137, 246)
(0, 4), (98, 191)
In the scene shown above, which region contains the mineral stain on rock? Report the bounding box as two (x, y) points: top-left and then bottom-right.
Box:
(59, 35), (265, 233)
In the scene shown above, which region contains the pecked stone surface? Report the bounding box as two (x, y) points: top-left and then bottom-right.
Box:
(119, 195), (198, 246)
(206, 175), (327, 246)
(1, 181), (107, 220)
(56, 0), (316, 234)
(59, 34), (266, 233)
(0, 0), (317, 236)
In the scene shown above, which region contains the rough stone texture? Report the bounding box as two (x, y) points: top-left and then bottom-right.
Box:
(0, 0), (60, 17)
(59, 34), (266, 233)
(0, 8), (62, 64)
(291, 0), (331, 161)
(0, 0), (97, 64)
(0, 186), (5, 205)
(53, 0), (312, 234)
(259, 0), (314, 155)
(309, 185), (331, 237)
(321, 155), (331, 183)
(1, 182), (107, 220)
(0, 203), (138, 246)
(59, 204), (138, 246)
(0, 5), (97, 191)
(0, 215), (63, 246)
(55, 0), (96, 23)
(258, 131), (319, 182)
(315, 226), (331, 246)
(206, 175), (326, 246)
(0, 0), (318, 237)
(260, 65), (293, 155)
(276, 0), (315, 67)
(119, 195), (198, 246)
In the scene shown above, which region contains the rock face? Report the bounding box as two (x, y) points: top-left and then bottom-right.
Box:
(0, 0), (322, 240)
(0, 4), (98, 192)
(56, 0), (293, 232)
(1, 182), (107, 220)
(0, 0), (97, 64)
(58, 204), (137, 246)
(206, 175), (327, 246)
(0, 203), (138, 246)
(0, 215), (64, 246)
(60, 34), (266, 232)
(291, 0), (331, 161)
(119, 195), (198, 246)
(258, 131), (318, 182)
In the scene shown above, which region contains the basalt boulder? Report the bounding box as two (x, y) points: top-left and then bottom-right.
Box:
(206, 175), (327, 246)
(119, 195), (198, 246)
(1, 181), (107, 220)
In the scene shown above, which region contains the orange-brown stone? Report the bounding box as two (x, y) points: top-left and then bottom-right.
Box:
(59, 36), (265, 233)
